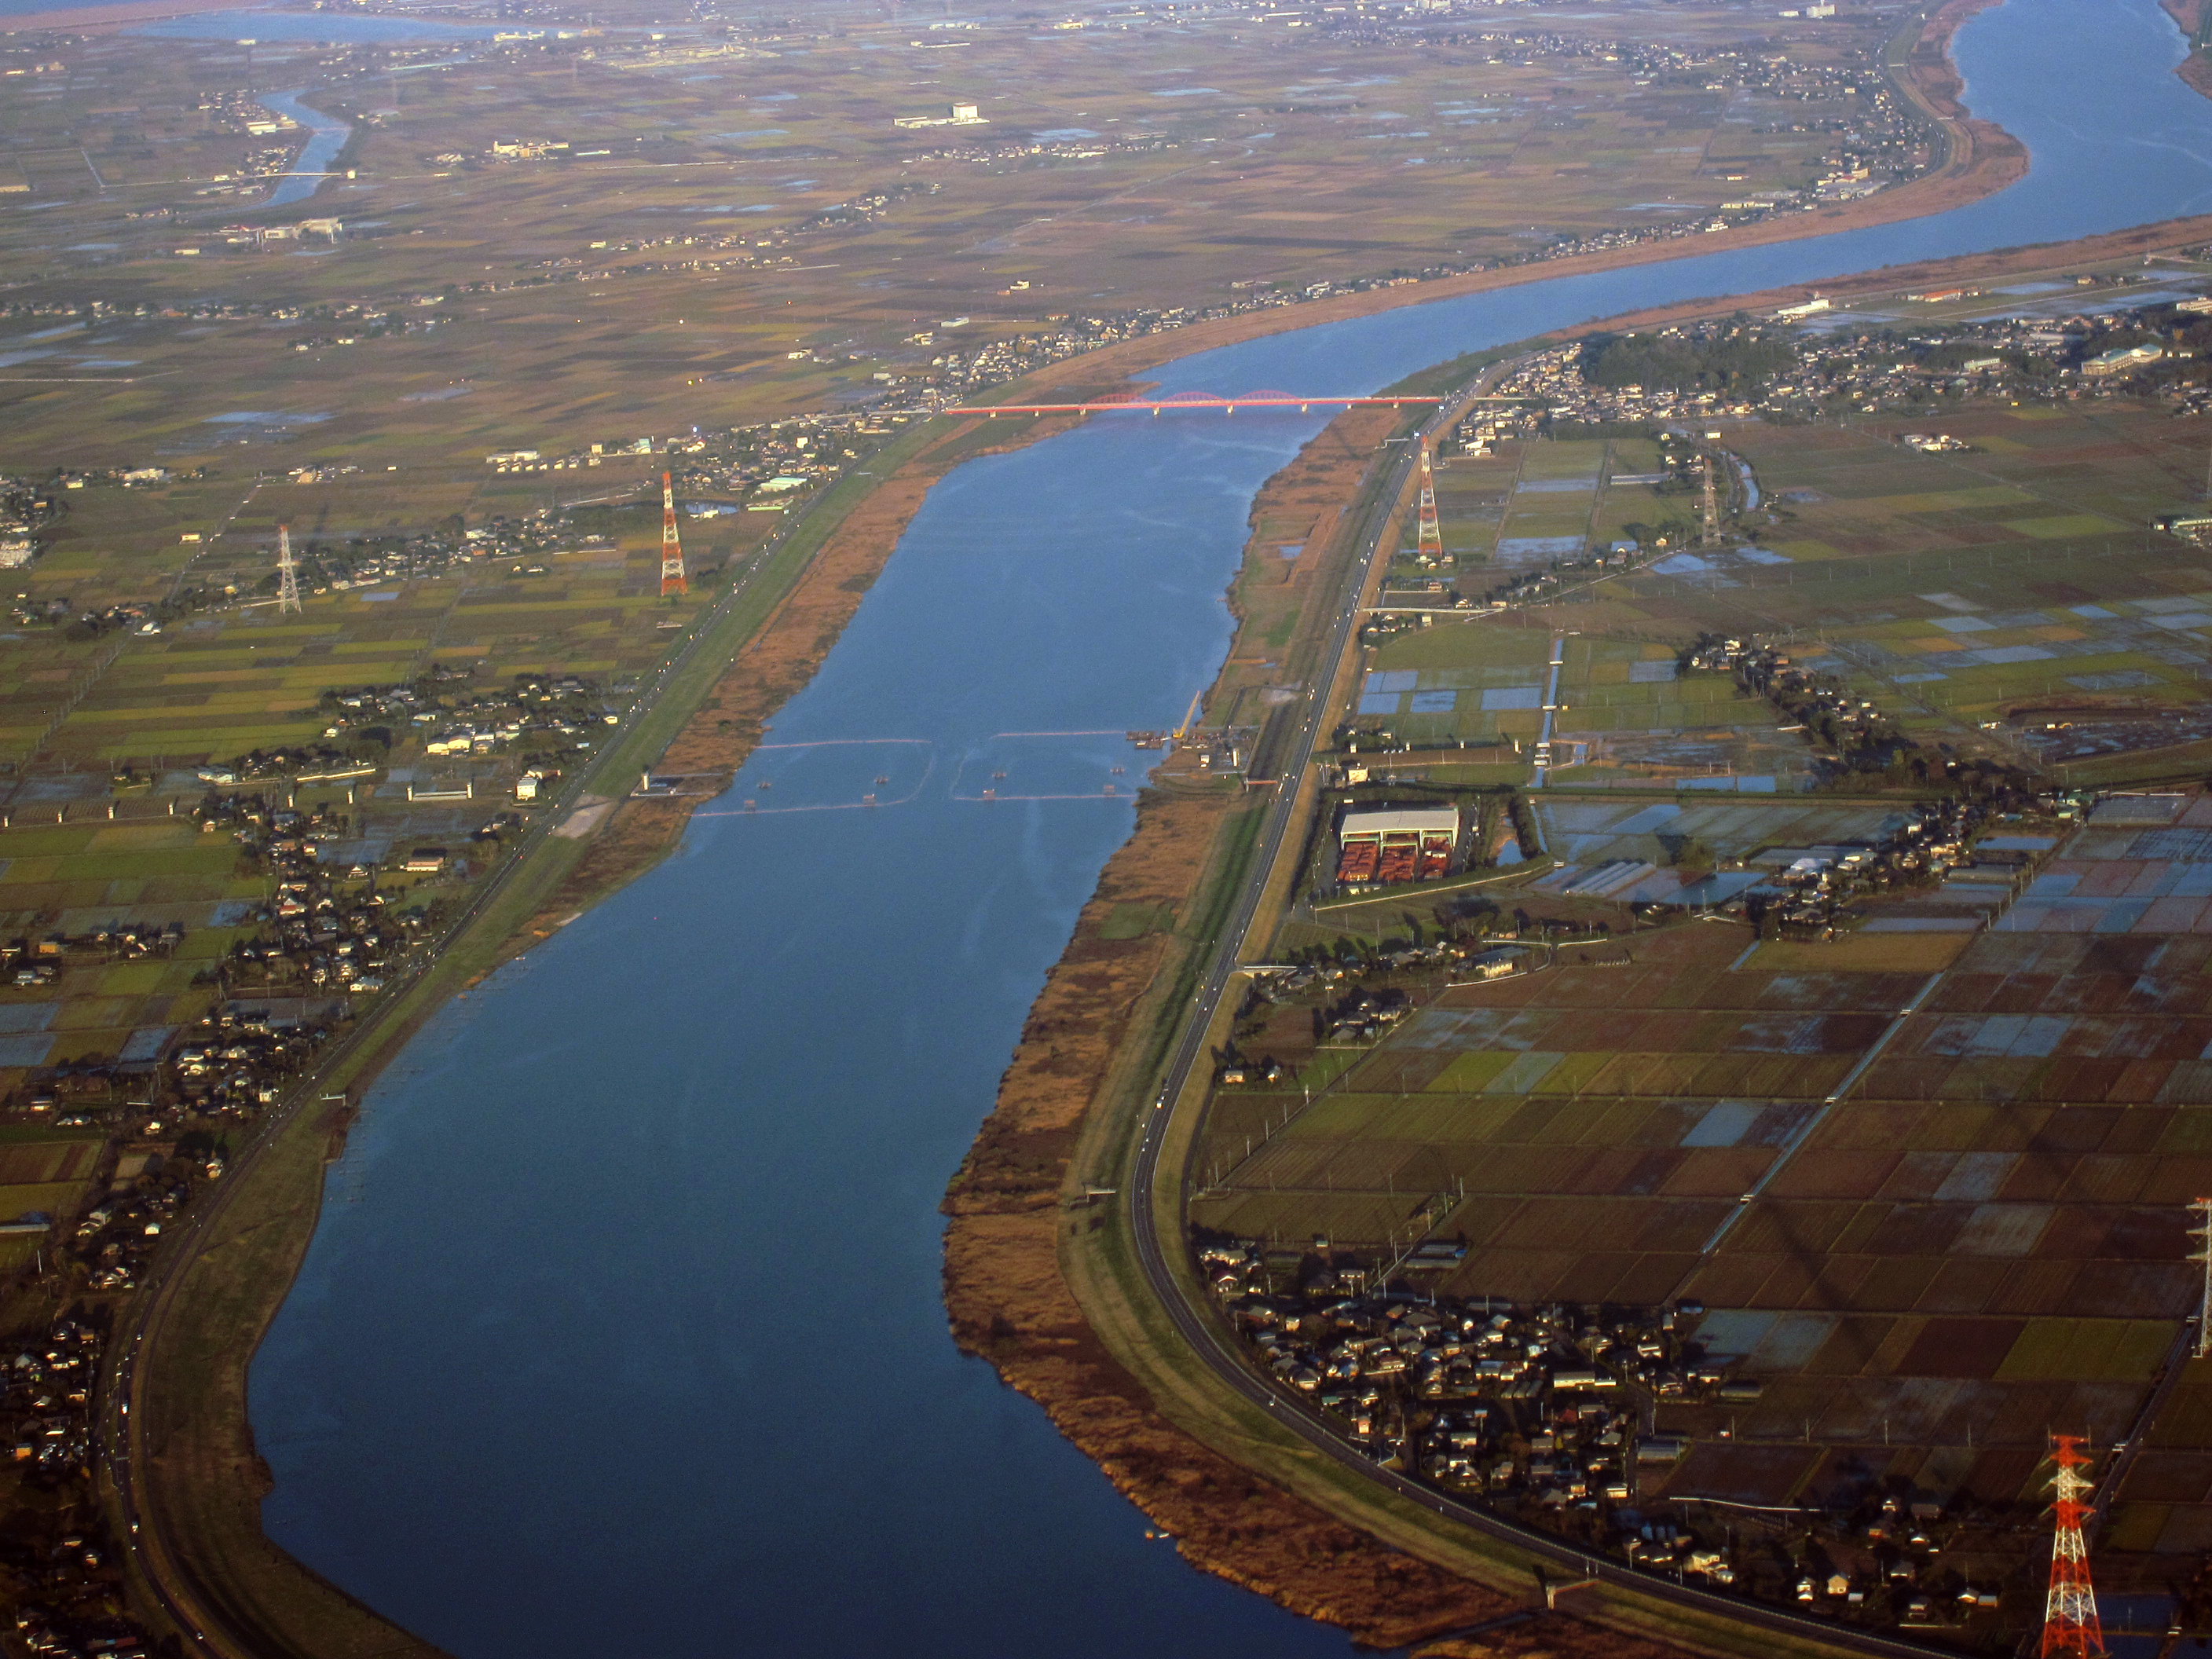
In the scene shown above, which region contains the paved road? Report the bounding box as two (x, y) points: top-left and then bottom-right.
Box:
(1119, 397), (1948, 1659)
(98, 493), (820, 1657)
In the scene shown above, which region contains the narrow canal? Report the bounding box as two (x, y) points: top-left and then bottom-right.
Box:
(251, 4), (2212, 1654)
(255, 92), (349, 211)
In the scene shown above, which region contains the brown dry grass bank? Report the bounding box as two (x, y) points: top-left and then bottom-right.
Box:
(2166, 0), (2212, 99)
(940, 791), (1511, 1651)
(939, 790), (1544, 1653)
(520, 412), (1091, 931)
(938, 413), (1703, 1655)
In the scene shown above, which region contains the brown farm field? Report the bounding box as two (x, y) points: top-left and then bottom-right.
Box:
(1196, 799), (2212, 1632)
(1364, 399), (2212, 790)
(0, 0), (1962, 467)
(1170, 389), (2212, 1646)
(0, 0), (2203, 1643)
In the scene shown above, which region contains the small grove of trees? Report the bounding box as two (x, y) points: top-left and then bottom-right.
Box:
(1579, 322), (1796, 396)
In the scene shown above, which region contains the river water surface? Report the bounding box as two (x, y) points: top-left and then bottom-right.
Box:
(251, 3), (2212, 1654)
(254, 92), (350, 211)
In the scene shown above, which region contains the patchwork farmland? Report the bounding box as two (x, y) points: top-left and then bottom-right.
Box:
(1197, 793), (2212, 1639)
(0, 465), (725, 1104)
(1188, 387), (2212, 1645)
(1364, 404), (2212, 791)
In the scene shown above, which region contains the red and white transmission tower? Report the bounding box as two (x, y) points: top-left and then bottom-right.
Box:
(1414, 444), (1444, 566)
(2040, 1435), (2107, 1659)
(276, 522), (300, 616)
(659, 471), (687, 597)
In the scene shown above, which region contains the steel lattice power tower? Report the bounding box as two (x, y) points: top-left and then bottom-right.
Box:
(2191, 1196), (2212, 1357)
(1414, 445), (1444, 566)
(659, 471), (687, 597)
(2040, 1435), (2107, 1659)
(276, 523), (301, 615)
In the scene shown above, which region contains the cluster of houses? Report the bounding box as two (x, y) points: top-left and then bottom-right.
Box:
(390, 673), (616, 769)
(1465, 539), (1651, 613)
(280, 511), (578, 592)
(0, 472), (59, 571)
(1218, 936), (1526, 1077)
(1486, 298), (2212, 432)
(2, 1320), (102, 1479)
(194, 745), (365, 789)
(5, 493), (607, 637)
(1207, 1247), (1710, 1497)
(1753, 794), (2046, 938)
(1695, 635), (1917, 784)
(892, 126), (1167, 167)
(0, 1318), (153, 1653)
(1204, 1242), (1972, 1624)
(70, 1149), (197, 1295)
(164, 1005), (342, 1119)
(660, 419), (867, 507)
(5, 927), (182, 995)
(203, 806), (420, 997)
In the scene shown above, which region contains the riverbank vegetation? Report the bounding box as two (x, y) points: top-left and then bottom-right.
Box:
(0, 0), (2191, 1643)
(946, 214), (2212, 1653)
(0, 0), (2001, 471)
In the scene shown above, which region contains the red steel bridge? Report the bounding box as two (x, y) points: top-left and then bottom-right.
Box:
(940, 390), (1465, 416)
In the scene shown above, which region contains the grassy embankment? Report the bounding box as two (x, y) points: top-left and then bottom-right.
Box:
(111, 0), (2202, 1617)
(1068, 386), (1655, 1632)
(950, 343), (1893, 1654)
(113, 412), (965, 1657)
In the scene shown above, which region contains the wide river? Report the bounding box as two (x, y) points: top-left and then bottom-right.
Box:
(251, 3), (2212, 1654)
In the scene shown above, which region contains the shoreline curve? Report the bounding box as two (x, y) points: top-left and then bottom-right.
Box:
(934, 14), (2212, 1659)
(101, 0), (2162, 1652)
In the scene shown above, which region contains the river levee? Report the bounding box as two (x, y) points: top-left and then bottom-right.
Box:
(239, 2), (2212, 1656)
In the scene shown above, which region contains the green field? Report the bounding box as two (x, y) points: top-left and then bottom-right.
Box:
(1373, 401), (2212, 791)
(0, 0), (1923, 468)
